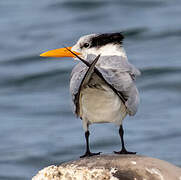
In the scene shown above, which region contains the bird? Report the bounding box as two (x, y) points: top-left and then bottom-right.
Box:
(40, 32), (141, 158)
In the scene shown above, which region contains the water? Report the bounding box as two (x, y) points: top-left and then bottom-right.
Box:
(0, 0), (181, 179)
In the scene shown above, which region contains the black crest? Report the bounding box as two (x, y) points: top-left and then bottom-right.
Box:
(90, 32), (124, 48)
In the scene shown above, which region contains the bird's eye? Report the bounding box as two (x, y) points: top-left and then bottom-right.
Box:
(83, 43), (89, 48)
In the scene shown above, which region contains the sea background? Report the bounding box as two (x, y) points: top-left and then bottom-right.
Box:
(0, 0), (181, 179)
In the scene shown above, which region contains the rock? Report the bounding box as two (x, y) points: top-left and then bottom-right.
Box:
(32, 154), (181, 180)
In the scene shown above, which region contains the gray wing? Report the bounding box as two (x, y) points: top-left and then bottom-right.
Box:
(99, 69), (140, 116)
(71, 55), (101, 116)
(97, 55), (141, 77)
(97, 55), (140, 116)
(70, 54), (141, 116)
(70, 63), (88, 114)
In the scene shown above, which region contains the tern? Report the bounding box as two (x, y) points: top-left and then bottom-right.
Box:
(40, 32), (141, 158)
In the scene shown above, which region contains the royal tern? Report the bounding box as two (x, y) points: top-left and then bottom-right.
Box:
(40, 32), (141, 157)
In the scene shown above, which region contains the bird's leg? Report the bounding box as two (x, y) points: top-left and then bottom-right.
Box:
(80, 131), (101, 158)
(114, 125), (136, 154)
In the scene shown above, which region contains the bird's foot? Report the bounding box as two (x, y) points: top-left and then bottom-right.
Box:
(80, 151), (101, 158)
(114, 148), (136, 155)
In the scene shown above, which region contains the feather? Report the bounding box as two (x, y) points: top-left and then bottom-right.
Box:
(70, 54), (140, 116)
(74, 54), (101, 116)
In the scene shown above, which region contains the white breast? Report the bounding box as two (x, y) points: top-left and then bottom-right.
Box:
(79, 74), (127, 130)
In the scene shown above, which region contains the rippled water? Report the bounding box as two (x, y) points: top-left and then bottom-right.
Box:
(0, 0), (181, 179)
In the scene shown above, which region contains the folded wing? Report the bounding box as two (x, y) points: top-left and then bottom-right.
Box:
(70, 54), (140, 116)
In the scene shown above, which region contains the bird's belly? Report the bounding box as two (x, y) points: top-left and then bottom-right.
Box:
(80, 85), (127, 125)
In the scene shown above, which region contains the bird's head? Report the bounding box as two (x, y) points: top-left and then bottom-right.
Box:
(40, 32), (126, 60)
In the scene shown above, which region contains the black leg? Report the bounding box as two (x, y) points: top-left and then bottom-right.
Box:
(114, 125), (136, 154)
(80, 131), (101, 158)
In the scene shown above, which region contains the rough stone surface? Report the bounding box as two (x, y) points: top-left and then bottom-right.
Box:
(32, 154), (181, 180)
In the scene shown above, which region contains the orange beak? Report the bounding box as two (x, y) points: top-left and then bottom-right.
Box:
(40, 47), (80, 58)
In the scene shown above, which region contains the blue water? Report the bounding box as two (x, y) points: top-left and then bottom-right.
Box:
(0, 0), (181, 179)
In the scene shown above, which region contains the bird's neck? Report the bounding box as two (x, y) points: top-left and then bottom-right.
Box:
(84, 44), (127, 58)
